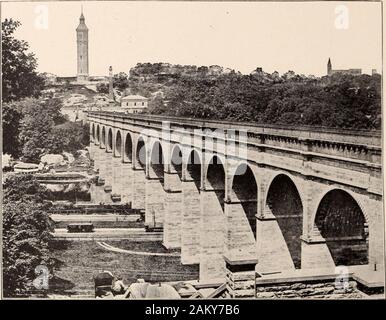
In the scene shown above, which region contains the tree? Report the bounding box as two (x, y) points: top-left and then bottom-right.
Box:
(18, 98), (67, 163)
(3, 175), (53, 297)
(2, 102), (23, 158)
(50, 121), (90, 155)
(2, 19), (44, 102)
(113, 72), (129, 91)
(96, 82), (109, 94)
(127, 62), (381, 130)
(19, 99), (56, 162)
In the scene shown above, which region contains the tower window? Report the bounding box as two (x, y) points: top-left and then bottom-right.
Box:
(80, 55), (82, 60)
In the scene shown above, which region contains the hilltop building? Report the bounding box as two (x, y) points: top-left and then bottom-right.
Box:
(327, 58), (362, 76)
(120, 95), (148, 113)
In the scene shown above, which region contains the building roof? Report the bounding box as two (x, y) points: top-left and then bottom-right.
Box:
(121, 95), (148, 101)
(76, 12), (88, 31)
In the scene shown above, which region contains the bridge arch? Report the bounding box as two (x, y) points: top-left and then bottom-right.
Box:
(229, 162), (257, 238)
(170, 144), (183, 178)
(115, 130), (122, 157)
(107, 128), (113, 152)
(185, 149), (202, 187)
(96, 125), (100, 144)
(205, 155), (226, 211)
(183, 148), (202, 179)
(91, 123), (95, 142)
(265, 173), (303, 268)
(149, 140), (165, 181)
(313, 188), (369, 266)
(124, 132), (133, 163)
(101, 126), (106, 148)
(135, 136), (147, 169)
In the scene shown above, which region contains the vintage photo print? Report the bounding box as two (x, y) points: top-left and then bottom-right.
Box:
(1, 0), (384, 302)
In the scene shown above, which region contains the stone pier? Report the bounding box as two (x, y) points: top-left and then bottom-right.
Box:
(199, 189), (226, 282)
(163, 171), (182, 249)
(181, 179), (201, 265)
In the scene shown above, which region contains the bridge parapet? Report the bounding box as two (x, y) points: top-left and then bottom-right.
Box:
(87, 111), (381, 166)
(87, 111), (382, 197)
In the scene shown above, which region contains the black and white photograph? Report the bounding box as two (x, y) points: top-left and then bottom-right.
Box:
(1, 0), (384, 302)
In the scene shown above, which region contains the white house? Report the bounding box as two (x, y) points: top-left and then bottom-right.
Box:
(120, 95), (148, 113)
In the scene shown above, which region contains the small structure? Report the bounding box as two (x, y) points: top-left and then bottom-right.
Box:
(327, 58), (362, 76)
(67, 222), (94, 233)
(14, 162), (41, 173)
(108, 66), (114, 101)
(94, 271), (115, 298)
(120, 95), (148, 113)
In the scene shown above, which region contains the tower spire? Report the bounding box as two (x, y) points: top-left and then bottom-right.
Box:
(76, 6), (89, 82)
(80, 5), (85, 21)
(327, 57), (332, 76)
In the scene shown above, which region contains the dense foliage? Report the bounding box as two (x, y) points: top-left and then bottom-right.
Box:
(3, 98), (90, 162)
(3, 175), (54, 297)
(96, 72), (129, 94)
(1, 19), (44, 102)
(2, 19), (90, 161)
(130, 63), (381, 130)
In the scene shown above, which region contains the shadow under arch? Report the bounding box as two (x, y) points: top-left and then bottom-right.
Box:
(107, 128), (113, 152)
(186, 149), (201, 189)
(135, 136), (146, 169)
(101, 127), (106, 148)
(150, 140), (165, 183)
(96, 125), (100, 143)
(206, 155), (225, 212)
(314, 189), (369, 266)
(266, 173), (303, 269)
(124, 132), (133, 162)
(115, 130), (122, 157)
(230, 163), (257, 239)
(91, 124), (95, 141)
(170, 144), (183, 179)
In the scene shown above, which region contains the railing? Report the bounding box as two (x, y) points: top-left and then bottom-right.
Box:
(87, 111), (382, 147)
(87, 111), (381, 137)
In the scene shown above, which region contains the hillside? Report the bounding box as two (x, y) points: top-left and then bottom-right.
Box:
(127, 63), (382, 130)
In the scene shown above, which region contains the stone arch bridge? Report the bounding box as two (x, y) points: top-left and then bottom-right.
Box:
(87, 111), (383, 288)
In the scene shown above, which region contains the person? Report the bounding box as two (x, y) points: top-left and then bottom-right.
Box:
(111, 276), (127, 295)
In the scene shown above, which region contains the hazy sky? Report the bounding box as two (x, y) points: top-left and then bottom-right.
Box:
(1, 1), (382, 77)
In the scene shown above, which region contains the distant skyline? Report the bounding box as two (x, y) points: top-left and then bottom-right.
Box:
(1, 1), (382, 77)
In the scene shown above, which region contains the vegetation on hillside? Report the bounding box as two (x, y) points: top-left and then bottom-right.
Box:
(4, 98), (90, 162)
(129, 63), (381, 130)
(1, 19), (44, 102)
(3, 175), (54, 297)
(2, 19), (90, 162)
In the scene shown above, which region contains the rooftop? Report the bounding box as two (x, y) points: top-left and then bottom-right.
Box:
(121, 95), (148, 101)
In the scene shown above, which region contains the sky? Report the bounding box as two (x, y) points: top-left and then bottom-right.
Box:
(1, 1), (382, 77)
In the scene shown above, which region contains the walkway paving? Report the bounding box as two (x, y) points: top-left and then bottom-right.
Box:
(52, 228), (162, 241)
(51, 214), (140, 222)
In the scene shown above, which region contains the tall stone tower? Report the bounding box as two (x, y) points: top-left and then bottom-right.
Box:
(327, 58), (332, 76)
(76, 8), (89, 82)
(108, 66), (114, 101)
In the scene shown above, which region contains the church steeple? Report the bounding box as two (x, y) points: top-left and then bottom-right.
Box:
(327, 58), (332, 76)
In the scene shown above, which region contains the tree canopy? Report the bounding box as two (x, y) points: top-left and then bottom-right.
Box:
(130, 63), (381, 130)
(3, 175), (54, 297)
(4, 97), (89, 162)
(1, 19), (44, 102)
